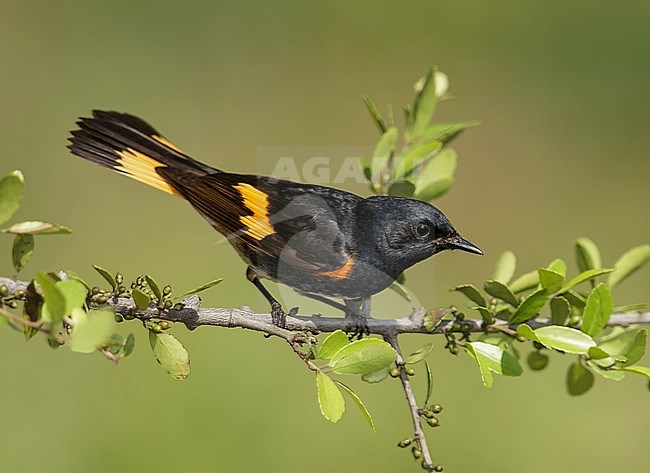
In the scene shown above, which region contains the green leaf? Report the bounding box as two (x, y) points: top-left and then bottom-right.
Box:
(387, 181), (416, 197)
(92, 265), (116, 289)
(581, 283), (613, 337)
(472, 305), (496, 324)
(538, 268), (564, 294)
(362, 95), (387, 134)
(620, 365), (650, 378)
(411, 120), (480, 145)
(145, 275), (162, 300)
(509, 270), (540, 294)
(466, 341), (523, 388)
(336, 381), (375, 432)
(559, 268), (614, 294)
(452, 284), (486, 307)
(575, 237), (601, 274)
(12, 234), (34, 273)
(618, 329), (647, 367)
(484, 280), (518, 307)
(566, 362), (594, 396)
(68, 309), (115, 354)
(509, 288), (547, 324)
(388, 279), (412, 301)
(492, 250), (517, 284)
(132, 288), (151, 310)
(149, 331), (190, 380)
(423, 308), (451, 332)
(587, 361), (626, 380)
(370, 127), (398, 190)
(564, 290), (586, 309)
(35, 272), (66, 323)
(406, 342), (434, 364)
(608, 244), (650, 288)
(424, 361), (434, 404)
(0, 170), (24, 225)
(518, 325), (596, 354)
(329, 338), (397, 375)
(1, 221), (71, 235)
(409, 67), (438, 138)
(56, 279), (87, 316)
(413, 148), (457, 201)
(123, 332), (136, 357)
(316, 372), (344, 423)
(598, 327), (647, 366)
(178, 278), (223, 298)
(361, 367), (390, 384)
(526, 351), (549, 371)
(550, 297), (571, 325)
(391, 140), (443, 180)
(358, 156), (371, 182)
(317, 330), (349, 360)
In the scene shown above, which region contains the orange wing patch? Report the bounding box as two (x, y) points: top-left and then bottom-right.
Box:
(234, 183), (275, 240)
(320, 257), (355, 280)
(115, 148), (180, 196)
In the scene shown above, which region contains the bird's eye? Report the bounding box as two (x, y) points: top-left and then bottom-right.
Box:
(415, 223), (431, 239)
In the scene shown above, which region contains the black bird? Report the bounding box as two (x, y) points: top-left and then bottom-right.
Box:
(68, 111), (482, 335)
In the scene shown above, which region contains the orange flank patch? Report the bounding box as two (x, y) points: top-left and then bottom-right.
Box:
(234, 183), (275, 240)
(153, 135), (184, 153)
(115, 148), (180, 196)
(320, 257), (355, 280)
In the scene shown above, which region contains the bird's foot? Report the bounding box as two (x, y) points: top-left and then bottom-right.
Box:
(345, 311), (369, 340)
(270, 301), (298, 329)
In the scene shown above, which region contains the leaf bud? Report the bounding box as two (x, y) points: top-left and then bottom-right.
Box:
(115, 273), (123, 285)
(427, 417), (439, 427)
(390, 368), (401, 378)
(411, 447), (422, 459)
(397, 438), (412, 448)
(159, 320), (170, 330)
(434, 465), (444, 472)
(163, 285), (172, 295)
(431, 404), (443, 414)
(405, 367), (415, 376)
(0, 285), (8, 296)
(163, 300), (173, 309)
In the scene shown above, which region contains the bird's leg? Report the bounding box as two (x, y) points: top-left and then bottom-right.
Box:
(246, 267), (297, 329)
(344, 297), (371, 340)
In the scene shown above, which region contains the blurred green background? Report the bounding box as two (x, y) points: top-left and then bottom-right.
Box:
(1, 1), (648, 472)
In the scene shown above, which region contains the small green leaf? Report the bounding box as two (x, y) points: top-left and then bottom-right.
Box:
(56, 279), (87, 316)
(1, 221), (71, 235)
(466, 341), (523, 388)
(370, 127), (398, 190)
(581, 283), (613, 337)
(145, 275), (162, 300)
(409, 67), (438, 138)
(12, 234), (34, 273)
(559, 268), (614, 294)
(547, 258), (567, 277)
(620, 365), (650, 378)
(550, 297), (571, 325)
(362, 95), (387, 134)
(484, 280), (518, 307)
(564, 291), (586, 309)
(92, 265), (116, 289)
(316, 372), (344, 423)
(520, 325), (596, 354)
(413, 148), (457, 201)
(406, 342), (434, 364)
(608, 244), (650, 289)
(68, 309), (115, 354)
(492, 250), (517, 284)
(471, 305), (496, 324)
(149, 331), (190, 380)
(132, 288), (151, 310)
(361, 367), (390, 384)
(538, 268), (564, 294)
(317, 330), (349, 360)
(336, 381), (375, 432)
(526, 351), (549, 371)
(411, 120), (480, 145)
(387, 181), (416, 197)
(329, 338), (397, 375)
(391, 140), (442, 179)
(388, 279), (412, 301)
(567, 362), (594, 396)
(509, 288), (548, 324)
(0, 170), (24, 225)
(598, 327), (646, 366)
(575, 237), (601, 274)
(618, 329), (647, 367)
(424, 361), (434, 404)
(35, 272), (66, 323)
(452, 284), (486, 307)
(358, 156), (371, 182)
(123, 332), (136, 356)
(587, 361), (626, 380)
(423, 308), (450, 332)
(509, 270), (540, 294)
(178, 278), (223, 298)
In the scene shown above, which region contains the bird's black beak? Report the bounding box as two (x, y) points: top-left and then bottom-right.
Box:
(446, 235), (483, 255)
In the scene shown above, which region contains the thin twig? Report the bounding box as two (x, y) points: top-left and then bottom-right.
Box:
(385, 333), (435, 472)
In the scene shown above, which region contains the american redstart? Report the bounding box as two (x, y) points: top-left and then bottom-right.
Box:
(68, 111), (482, 335)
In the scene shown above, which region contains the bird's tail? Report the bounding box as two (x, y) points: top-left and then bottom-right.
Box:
(68, 110), (216, 196)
